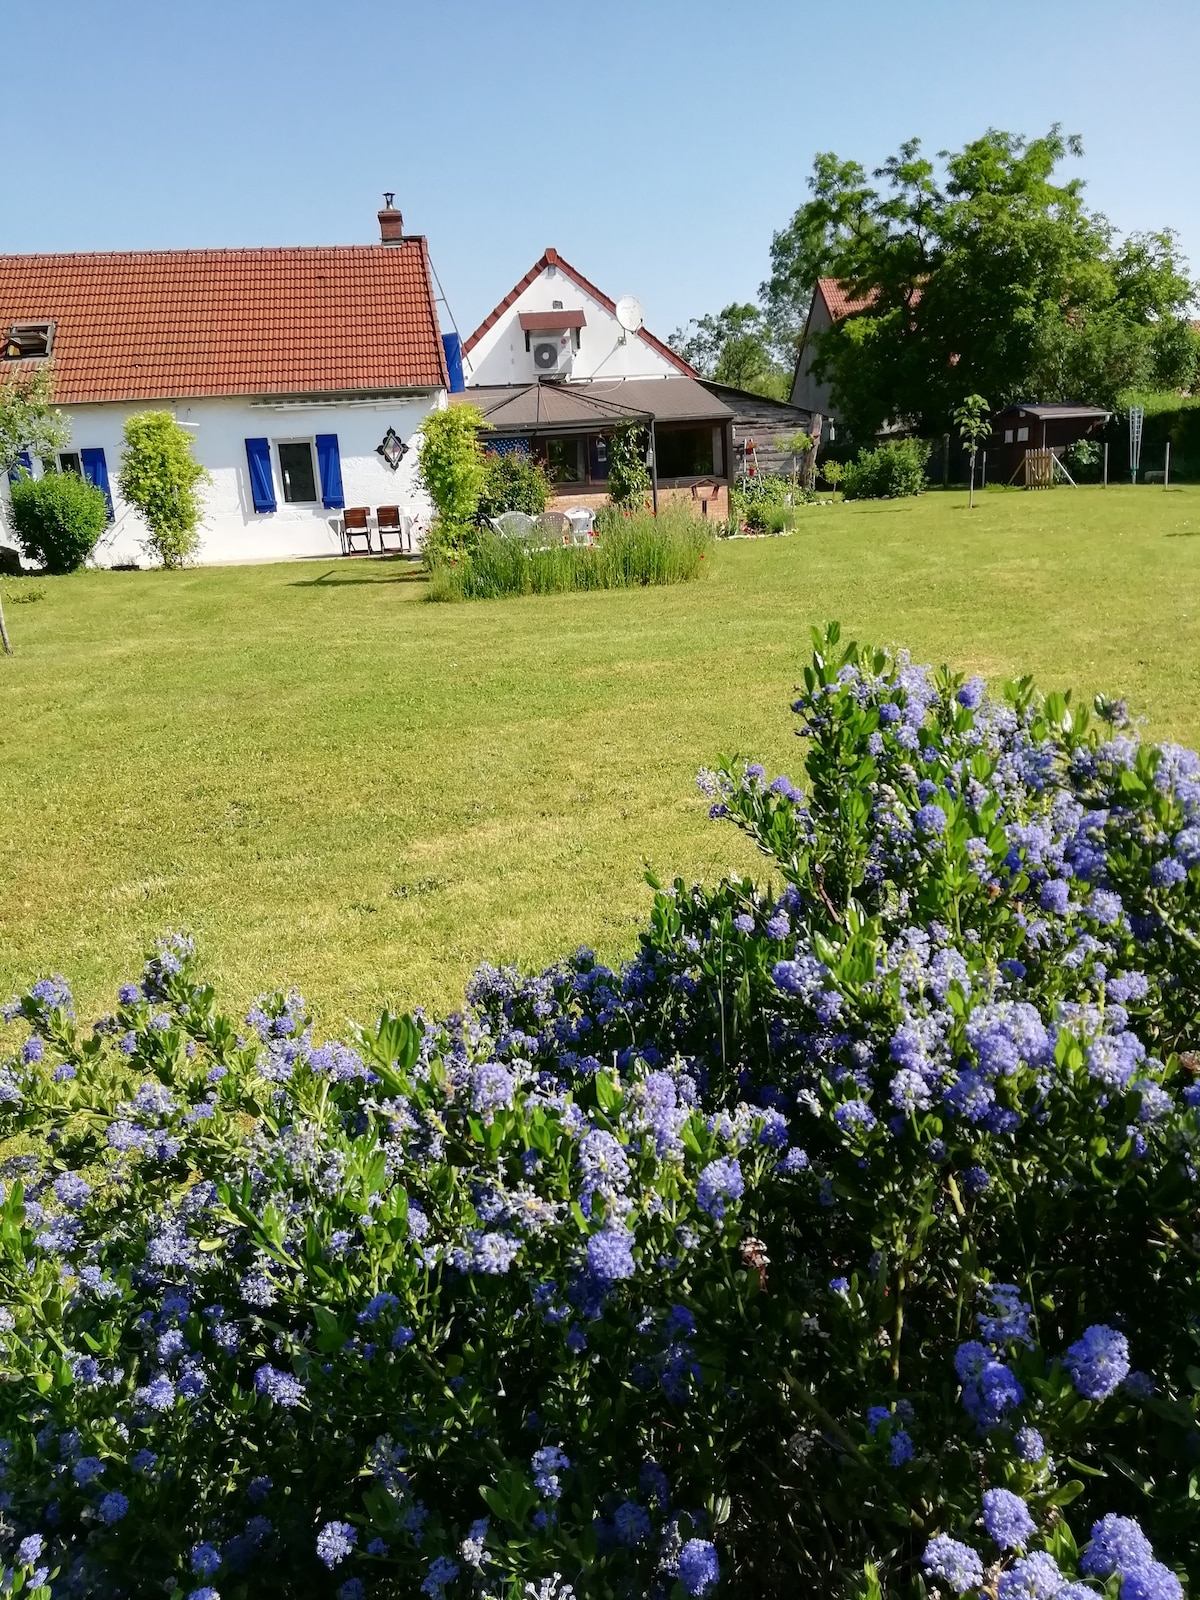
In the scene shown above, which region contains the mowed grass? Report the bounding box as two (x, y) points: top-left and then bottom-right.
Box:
(3, 485), (1199, 1028)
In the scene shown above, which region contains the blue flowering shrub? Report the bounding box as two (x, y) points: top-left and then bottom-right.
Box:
(1, 624), (1198, 1600)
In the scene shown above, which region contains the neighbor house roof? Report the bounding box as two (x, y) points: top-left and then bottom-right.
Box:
(0, 242), (448, 403)
(454, 377), (731, 433)
(814, 278), (877, 321)
(463, 248), (695, 377)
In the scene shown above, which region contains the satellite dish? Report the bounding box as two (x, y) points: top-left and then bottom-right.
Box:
(615, 295), (644, 334)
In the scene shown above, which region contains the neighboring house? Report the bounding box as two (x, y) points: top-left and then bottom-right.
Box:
(460, 248), (735, 518)
(789, 279), (875, 422)
(0, 202), (447, 566)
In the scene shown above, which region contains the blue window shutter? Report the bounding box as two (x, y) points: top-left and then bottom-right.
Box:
(315, 434), (344, 510)
(442, 332), (465, 393)
(245, 437), (276, 512)
(7, 450), (32, 486)
(80, 447), (114, 521)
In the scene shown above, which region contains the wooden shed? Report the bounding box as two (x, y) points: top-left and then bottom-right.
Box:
(991, 403), (1110, 483)
(698, 382), (815, 479)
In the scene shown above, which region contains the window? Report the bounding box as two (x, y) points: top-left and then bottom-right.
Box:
(1003, 429), (1014, 444)
(3, 321), (55, 360)
(1016, 427), (1029, 443)
(58, 451), (82, 475)
(277, 440), (318, 503)
(655, 426), (715, 479)
(544, 436), (583, 484)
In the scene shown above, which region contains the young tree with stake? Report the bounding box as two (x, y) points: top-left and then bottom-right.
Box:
(951, 394), (991, 509)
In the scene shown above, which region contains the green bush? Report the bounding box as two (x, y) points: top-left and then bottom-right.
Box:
(7, 470), (109, 573)
(420, 516), (479, 572)
(118, 411), (209, 569)
(429, 503), (710, 601)
(417, 406), (487, 526)
(841, 437), (931, 500)
(1064, 438), (1103, 481)
(477, 449), (550, 521)
(731, 473), (812, 532)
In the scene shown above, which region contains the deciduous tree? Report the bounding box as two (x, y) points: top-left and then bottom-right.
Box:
(669, 304), (790, 400)
(772, 128), (1197, 439)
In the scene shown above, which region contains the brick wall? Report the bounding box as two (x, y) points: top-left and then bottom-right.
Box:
(546, 483), (728, 519)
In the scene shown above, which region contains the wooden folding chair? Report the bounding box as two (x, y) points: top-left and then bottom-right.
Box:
(342, 506), (372, 554)
(375, 505), (406, 554)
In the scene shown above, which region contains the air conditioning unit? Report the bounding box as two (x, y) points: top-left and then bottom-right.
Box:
(531, 331), (574, 380)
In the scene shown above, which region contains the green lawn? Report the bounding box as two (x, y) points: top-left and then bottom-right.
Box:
(3, 485), (1199, 1028)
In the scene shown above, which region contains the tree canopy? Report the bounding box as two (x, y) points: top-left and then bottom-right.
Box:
(675, 127), (1198, 442)
(0, 362), (69, 478)
(668, 304), (791, 401)
(775, 127), (1198, 438)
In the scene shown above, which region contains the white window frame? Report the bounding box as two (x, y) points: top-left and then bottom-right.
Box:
(1003, 429), (1014, 444)
(57, 450), (83, 475)
(1016, 427), (1029, 443)
(274, 436), (321, 506)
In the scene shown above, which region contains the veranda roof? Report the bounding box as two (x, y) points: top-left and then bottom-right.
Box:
(455, 377), (732, 435)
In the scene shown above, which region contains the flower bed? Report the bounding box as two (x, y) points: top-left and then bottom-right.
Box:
(1, 626), (1198, 1599)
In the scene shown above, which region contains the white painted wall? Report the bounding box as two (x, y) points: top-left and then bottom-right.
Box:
(0, 391), (443, 568)
(465, 262), (682, 387)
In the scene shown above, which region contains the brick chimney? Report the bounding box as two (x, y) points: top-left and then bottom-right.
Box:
(378, 193), (403, 244)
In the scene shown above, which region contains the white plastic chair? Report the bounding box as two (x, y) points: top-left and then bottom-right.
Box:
(491, 511), (537, 539)
(564, 507), (596, 546)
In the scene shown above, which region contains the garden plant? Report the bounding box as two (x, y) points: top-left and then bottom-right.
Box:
(476, 452), (551, 524)
(951, 396), (991, 510)
(417, 406), (489, 566)
(606, 424), (651, 511)
(730, 473), (814, 534)
(0, 361), (69, 652)
(842, 440), (931, 501)
(1, 625), (1198, 1600)
(6, 472), (110, 576)
(117, 413), (210, 570)
(427, 504), (709, 602)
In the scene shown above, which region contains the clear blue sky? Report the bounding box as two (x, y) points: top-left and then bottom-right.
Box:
(4, 0), (1197, 344)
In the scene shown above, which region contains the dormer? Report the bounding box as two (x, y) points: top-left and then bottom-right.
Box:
(3, 320), (55, 360)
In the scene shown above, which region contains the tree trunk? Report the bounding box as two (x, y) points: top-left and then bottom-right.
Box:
(0, 590), (11, 656)
(968, 449), (976, 510)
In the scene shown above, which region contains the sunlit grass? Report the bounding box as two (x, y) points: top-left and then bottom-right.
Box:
(2, 485), (1198, 1027)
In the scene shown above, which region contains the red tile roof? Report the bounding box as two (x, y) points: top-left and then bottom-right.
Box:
(0, 242), (448, 403)
(815, 278), (877, 321)
(463, 248), (695, 376)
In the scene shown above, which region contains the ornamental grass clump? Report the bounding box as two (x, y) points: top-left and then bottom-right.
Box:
(1, 625), (1199, 1599)
(427, 505), (709, 601)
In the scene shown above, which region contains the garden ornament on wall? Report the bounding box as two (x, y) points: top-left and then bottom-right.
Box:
(376, 428), (408, 471)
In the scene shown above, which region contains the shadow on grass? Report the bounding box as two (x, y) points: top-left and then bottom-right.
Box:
(289, 563), (428, 588)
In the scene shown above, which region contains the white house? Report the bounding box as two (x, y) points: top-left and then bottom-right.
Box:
(0, 202), (447, 567)
(459, 248), (737, 519)
(462, 247), (691, 387)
